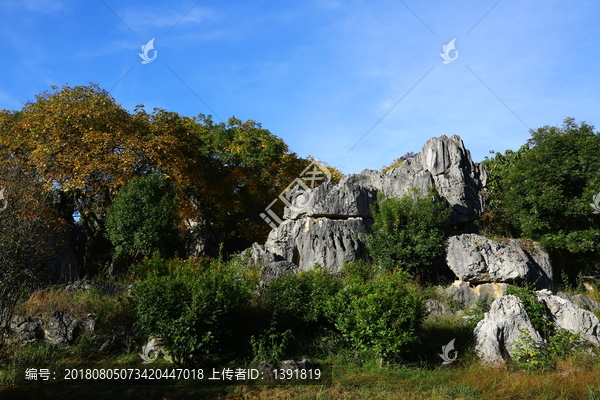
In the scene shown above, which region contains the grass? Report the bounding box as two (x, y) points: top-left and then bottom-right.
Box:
(4, 282), (600, 399)
(2, 361), (600, 399)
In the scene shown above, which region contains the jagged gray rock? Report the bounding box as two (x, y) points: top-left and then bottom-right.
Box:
(260, 135), (487, 273)
(446, 234), (553, 287)
(45, 311), (82, 346)
(443, 281), (479, 309)
(441, 281), (507, 309)
(536, 291), (600, 346)
(474, 295), (543, 365)
(264, 218), (371, 273)
(556, 292), (600, 313)
(425, 299), (452, 317)
(248, 242), (277, 266)
(8, 316), (42, 342)
(283, 135), (487, 225)
(261, 261), (299, 284)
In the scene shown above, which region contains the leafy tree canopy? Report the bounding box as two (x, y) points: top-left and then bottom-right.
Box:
(482, 118), (600, 279)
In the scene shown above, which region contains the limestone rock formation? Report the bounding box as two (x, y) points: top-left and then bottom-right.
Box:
(253, 135), (488, 273)
(425, 299), (452, 317)
(443, 281), (508, 309)
(8, 315), (42, 342)
(536, 290), (600, 346)
(45, 311), (82, 346)
(556, 292), (600, 313)
(264, 218), (372, 273)
(474, 295), (543, 365)
(446, 234), (553, 287)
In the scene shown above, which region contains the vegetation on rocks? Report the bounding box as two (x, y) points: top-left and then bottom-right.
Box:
(3, 84), (600, 398)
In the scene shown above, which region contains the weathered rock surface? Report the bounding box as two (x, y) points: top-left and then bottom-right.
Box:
(442, 281), (507, 309)
(284, 135), (487, 225)
(425, 299), (452, 317)
(45, 311), (82, 346)
(556, 292), (600, 313)
(536, 290), (600, 346)
(60, 280), (131, 296)
(261, 261), (299, 284)
(446, 234), (552, 287)
(8, 316), (42, 342)
(257, 135), (488, 273)
(474, 295), (543, 365)
(263, 218), (372, 273)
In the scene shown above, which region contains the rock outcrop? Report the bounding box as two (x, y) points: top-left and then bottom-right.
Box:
(536, 290), (600, 346)
(474, 295), (543, 365)
(264, 218), (372, 273)
(45, 311), (83, 346)
(446, 234), (552, 288)
(474, 291), (600, 365)
(442, 281), (508, 309)
(254, 135), (488, 274)
(8, 316), (43, 343)
(556, 292), (600, 313)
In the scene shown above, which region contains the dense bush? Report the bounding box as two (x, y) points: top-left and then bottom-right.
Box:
(505, 285), (550, 338)
(132, 253), (257, 364)
(328, 268), (425, 361)
(481, 118), (600, 282)
(367, 188), (453, 276)
(105, 172), (181, 263)
(266, 265), (342, 330)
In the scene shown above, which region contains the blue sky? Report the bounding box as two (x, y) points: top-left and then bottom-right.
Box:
(1, 0), (599, 174)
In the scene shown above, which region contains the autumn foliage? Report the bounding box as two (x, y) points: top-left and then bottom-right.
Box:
(0, 84), (333, 279)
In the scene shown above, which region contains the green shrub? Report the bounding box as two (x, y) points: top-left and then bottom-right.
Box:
(342, 260), (377, 285)
(513, 328), (586, 370)
(505, 285), (550, 337)
(367, 188), (453, 276)
(266, 264), (342, 330)
(328, 269), (425, 361)
(132, 255), (257, 365)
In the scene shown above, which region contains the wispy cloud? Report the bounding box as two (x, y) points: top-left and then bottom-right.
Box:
(2, 0), (68, 14)
(117, 4), (216, 33)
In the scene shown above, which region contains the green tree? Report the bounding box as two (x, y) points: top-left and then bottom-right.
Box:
(105, 172), (181, 264)
(483, 118), (600, 281)
(367, 188), (453, 276)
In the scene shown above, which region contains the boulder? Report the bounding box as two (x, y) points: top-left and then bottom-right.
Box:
(443, 281), (479, 309)
(261, 261), (299, 285)
(8, 315), (42, 342)
(536, 290), (600, 346)
(264, 217), (371, 273)
(45, 311), (82, 346)
(442, 281), (507, 309)
(61, 280), (128, 296)
(474, 295), (543, 365)
(425, 299), (452, 317)
(279, 358), (315, 371)
(283, 174), (378, 220)
(556, 292), (600, 313)
(446, 234), (552, 287)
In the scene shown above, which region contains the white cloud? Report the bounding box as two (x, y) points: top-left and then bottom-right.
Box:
(3, 0), (67, 14)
